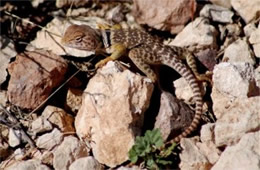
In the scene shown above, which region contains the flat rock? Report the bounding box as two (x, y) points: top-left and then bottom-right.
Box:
(53, 136), (89, 170)
(249, 26), (260, 58)
(209, 0), (232, 8)
(0, 36), (17, 85)
(200, 4), (234, 23)
(179, 138), (212, 170)
(5, 159), (50, 170)
(132, 0), (197, 34)
(212, 132), (260, 170)
(36, 128), (63, 150)
(31, 116), (53, 135)
(75, 61), (154, 167)
(69, 156), (103, 170)
(154, 91), (194, 141)
(231, 0), (260, 23)
(169, 17), (218, 48)
(7, 50), (68, 110)
(223, 38), (255, 65)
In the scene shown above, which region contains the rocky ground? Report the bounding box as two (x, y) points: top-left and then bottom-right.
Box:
(0, 0), (259, 170)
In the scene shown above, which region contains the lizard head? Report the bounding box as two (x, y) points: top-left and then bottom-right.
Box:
(61, 24), (102, 51)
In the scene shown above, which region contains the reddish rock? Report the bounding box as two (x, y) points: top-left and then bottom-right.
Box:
(133, 0), (197, 34)
(7, 50), (68, 110)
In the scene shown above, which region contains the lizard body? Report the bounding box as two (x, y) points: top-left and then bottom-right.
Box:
(61, 24), (205, 143)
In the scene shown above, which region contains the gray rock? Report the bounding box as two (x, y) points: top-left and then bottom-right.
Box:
(36, 128), (63, 150)
(5, 159), (50, 170)
(8, 128), (21, 147)
(209, 0), (232, 8)
(69, 156), (103, 170)
(200, 4), (234, 23)
(249, 26), (260, 58)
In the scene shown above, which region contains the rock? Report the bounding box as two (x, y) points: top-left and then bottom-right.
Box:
(223, 38), (255, 65)
(36, 128), (63, 150)
(56, 0), (90, 8)
(13, 148), (25, 160)
(213, 96), (260, 147)
(154, 91), (195, 141)
(27, 17), (106, 57)
(249, 26), (260, 58)
(0, 137), (9, 160)
(31, 116), (53, 135)
(179, 138), (212, 170)
(117, 166), (142, 170)
(212, 63), (257, 101)
(200, 123), (215, 143)
(212, 132), (260, 170)
(255, 66), (260, 88)
(53, 136), (89, 170)
(196, 141), (221, 165)
(4, 159), (50, 170)
(0, 36), (17, 85)
(209, 0), (232, 8)
(231, 0), (260, 23)
(169, 17), (218, 48)
(195, 48), (217, 71)
(69, 156), (103, 170)
(41, 106), (75, 133)
(132, 0), (197, 34)
(200, 4), (234, 23)
(244, 23), (257, 37)
(75, 61), (154, 167)
(65, 88), (83, 113)
(0, 90), (8, 107)
(7, 50), (68, 110)
(8, 128), (21, 147)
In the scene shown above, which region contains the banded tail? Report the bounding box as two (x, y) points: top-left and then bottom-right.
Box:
(163, 57), (203, 143)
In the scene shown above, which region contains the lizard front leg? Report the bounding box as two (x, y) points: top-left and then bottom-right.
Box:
(95, 43), (126, 68)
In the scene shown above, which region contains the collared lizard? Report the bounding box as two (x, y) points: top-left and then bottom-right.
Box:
(61, 24), (210, 144)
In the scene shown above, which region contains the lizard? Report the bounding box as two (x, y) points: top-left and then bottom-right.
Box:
(61, 24), (210, 144)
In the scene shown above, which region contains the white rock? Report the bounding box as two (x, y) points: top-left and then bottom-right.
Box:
(31, 116), (53, 134)
(249, 27), (260, 58)
(8, 128), (21, 147)
(53, 136), (89, 170)
(231, 0), (260, 23)
(75, 61), (154, 167)
(196, 141), (221, 164)
(5, 159), (50, 170)
(200, 123), (215, 143)
(212, 132), (260, 170)
(36, 128), (63, 150)
(213, 96), (260, 147)
(212, 63), (256, 100)
(0, 36), (17, 85)
(223, 38), (255, 65)
(174, 77), (194, 103)
(209, 0), (232, 8)
(179, 138), (212, 170)
(13, 148), (25, 160)
(117, 166), (142, 170)
(69, 156), (103, 170)
(169, 17), (218, 48)
(0, 90), (8, 107)
(244, 23), (257, 37)
(200, 4), (234, 23)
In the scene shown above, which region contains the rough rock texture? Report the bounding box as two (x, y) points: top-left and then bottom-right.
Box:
(8, 129), (22, 147)
(40, 105), (75, 133)
(69, 156), (103, 170)
(7, 50), (68, 110)
(179, 138), (212, 170)
(200, 4), (234, 23)
(75, 61), (154, 167)
(212, 132), (260, 170)
(0, 36), (17, 85)
(210, 0), (232, 8)
(244, 23), (257, 37)
(65, 88), (83, 113)
(132, 0), (197, 34)
(169, 17), (218, 48)
(5, 159), (50, 170)
(231, 0), (260, 23)
(0, 90), (8, 107)
(223, 38), (255, 65)
(249, 25), (260, 58)
(154, 91), (195, 141)
(36, 128), (63, 150)
(53, 136), (89, 170)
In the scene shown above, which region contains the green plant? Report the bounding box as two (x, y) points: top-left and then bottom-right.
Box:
(128, 129), (176, 169)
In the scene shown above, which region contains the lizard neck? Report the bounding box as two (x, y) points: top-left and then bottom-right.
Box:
(100, 29), (112, 49)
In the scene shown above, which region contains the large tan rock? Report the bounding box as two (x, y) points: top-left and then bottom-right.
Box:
(75, 61), (154, 167)
(133, 0), (197, 34)
(7, 50), (68, 110)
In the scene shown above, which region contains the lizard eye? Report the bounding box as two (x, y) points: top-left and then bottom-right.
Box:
(75, 37), (82, 42)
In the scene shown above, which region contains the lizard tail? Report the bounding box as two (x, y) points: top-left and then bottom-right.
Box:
(163, 58), (203, 144)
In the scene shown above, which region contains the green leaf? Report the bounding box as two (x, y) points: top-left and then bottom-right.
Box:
(145, 129), (163, 148)
(128, 148), (138, 163)
(156, 159), (173, 165)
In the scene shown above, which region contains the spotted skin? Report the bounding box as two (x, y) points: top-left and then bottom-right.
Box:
(61, 24), (206, 143)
